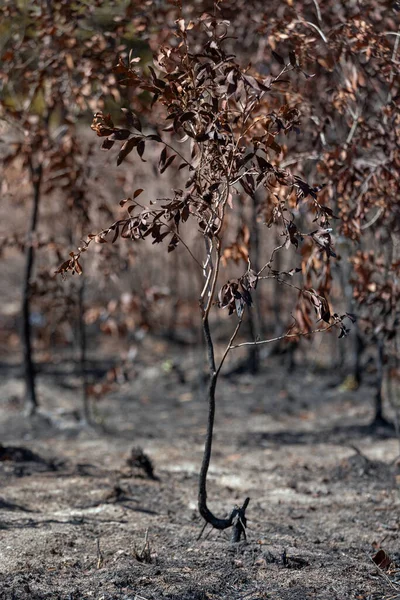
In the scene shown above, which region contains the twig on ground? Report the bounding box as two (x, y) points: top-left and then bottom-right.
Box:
(134, 528), (152, 563)
(96, 538), (103, 569)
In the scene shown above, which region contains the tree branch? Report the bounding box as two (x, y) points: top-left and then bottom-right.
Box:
(229, 324), (335, 349)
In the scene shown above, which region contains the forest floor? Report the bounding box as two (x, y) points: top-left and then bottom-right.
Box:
(0, 337), (399, 600)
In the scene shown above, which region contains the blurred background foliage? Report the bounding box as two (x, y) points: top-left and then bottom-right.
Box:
(0, 0), (399, 427)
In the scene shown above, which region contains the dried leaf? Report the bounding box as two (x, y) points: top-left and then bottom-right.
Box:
(160, 154), (176, 174)
(109, 129), (131, 141)
(372, 549), (391, 571)
(121, 108), (142, 131)
(147, 134), (163, 143)
(101, 139), (115, 150)
(117, 137), (138, 166)
(159, 147), (167, 170)
(137, 140), (146, 160)
(168, 233), (179, 252)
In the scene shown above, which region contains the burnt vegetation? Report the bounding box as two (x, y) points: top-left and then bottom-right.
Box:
(0, 1), (399, 598)
(57, 14), (358, 538)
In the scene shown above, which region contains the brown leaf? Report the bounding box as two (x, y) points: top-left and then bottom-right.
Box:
(117, 137), (138, 166)
(159, 147), (167, 170)
(121, 108), (142, 131)
(168, 233), (179, 252)
(372, 549), (391, 571)
(179, 111), (196, 123)
(181, 204), (190, 222)
(160, 154), (176, 174)
(101, 139), (115, 150)
(109, 129), (131, 141)
(137, 140), (146, 160)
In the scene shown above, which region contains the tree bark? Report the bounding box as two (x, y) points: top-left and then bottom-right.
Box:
(22, 162), (42, 416)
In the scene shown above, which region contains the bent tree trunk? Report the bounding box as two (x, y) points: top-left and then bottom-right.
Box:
(198, 316), (249, 542)
(22, 162), (42, 416)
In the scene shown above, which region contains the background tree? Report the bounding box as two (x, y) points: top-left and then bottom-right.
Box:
(254, 0), (400, 424)
(0, 0), (137, 415)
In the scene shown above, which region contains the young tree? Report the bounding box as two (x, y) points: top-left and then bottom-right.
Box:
(58, 15), (352, 539)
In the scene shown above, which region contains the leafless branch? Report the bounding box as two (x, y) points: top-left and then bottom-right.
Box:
(230, 324), (335, 350)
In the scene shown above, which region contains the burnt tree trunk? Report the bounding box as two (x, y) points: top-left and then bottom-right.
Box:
(371, 337), (391, 428)
(22, 162), (42, 416)
(166, 250), (181, 341)
(247, 193), (261, 373)
(198, 316), (249, 542)
(272, 230), (283, 337)
(354, 328), (364, 388)
(77, 276), (90, 424)
(375, 339), (384, 422)
(247, 309), (259, 374)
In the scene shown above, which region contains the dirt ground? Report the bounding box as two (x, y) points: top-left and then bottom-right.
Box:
(0, 338), (399, 600)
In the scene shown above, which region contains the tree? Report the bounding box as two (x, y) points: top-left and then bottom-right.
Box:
(259, 0), (400, 425)
(0, 0), (135, 416)
(57, 13), (353, 539)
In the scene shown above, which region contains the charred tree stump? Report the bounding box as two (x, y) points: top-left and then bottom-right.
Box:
(230, 497), (250, 543)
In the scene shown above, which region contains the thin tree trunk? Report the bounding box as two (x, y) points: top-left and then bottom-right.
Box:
(354, 328), (364, 387)
(247, 309), (259, 374)
(371, 337), (391, 428)
(371, 227), (397, 429)
(77, 276), (90, 424)
(198, 316), (249, 541)
(375, 339), (384, 422)
(166, 251), (180, 340)
(386, 365), (400, 446)
(249, 192), (263, 367)
(272, 229), (283, 336)
(22, 162), (42, 416)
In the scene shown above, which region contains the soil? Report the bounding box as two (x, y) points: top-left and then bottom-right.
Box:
(0, 339), (399, 600)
